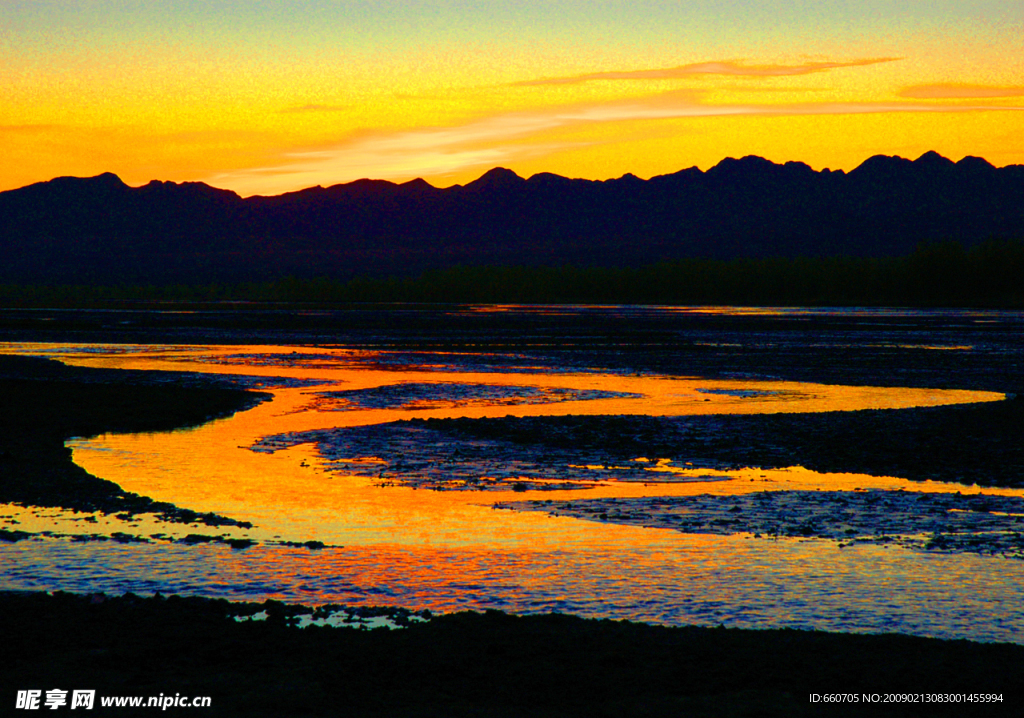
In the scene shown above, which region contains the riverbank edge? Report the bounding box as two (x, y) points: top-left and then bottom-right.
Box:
(0, 355), (269, 525)
(3, 589), (1021, 718)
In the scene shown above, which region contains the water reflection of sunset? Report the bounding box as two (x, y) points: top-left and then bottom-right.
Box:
(0, 341), (1004, 549)
(3, 340), (1023, 642)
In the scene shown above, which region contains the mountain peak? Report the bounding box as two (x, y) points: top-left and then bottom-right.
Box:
(400, 177), (435, 189)
(706, 155), (782, 180)
(48, 172), (127, 189)
(527, 172), (576, 189)
(712, 155), (779, 170)
(956, 155), (996, 172)
(466, 167), (525, 190)
(849, 154), (914, 179)
(914, 151), (954, 168)
(94, 171), (126, 183)
(614, 172), (643, 184)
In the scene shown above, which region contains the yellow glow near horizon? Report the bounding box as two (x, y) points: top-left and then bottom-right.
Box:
(2, 2), (1022, 195)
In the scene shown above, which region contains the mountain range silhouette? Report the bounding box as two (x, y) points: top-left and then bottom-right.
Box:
(2, 152), (1022, 285)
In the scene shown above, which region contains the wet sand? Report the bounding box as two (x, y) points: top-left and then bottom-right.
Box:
(429, 399), (1024, 489)
(497, 488), (1024, 560)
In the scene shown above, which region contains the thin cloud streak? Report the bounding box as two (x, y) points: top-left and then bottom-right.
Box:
(212, 114), (568, 195)
(901, 84), (1024, 99)
(514, 58), (902, 86)
(211, 96), (1023, 196)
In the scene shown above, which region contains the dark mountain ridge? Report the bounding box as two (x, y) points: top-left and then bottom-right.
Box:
(2, 152), (1022, 285)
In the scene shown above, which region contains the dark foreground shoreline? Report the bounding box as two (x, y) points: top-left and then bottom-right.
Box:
(3, 590), (1021, 717)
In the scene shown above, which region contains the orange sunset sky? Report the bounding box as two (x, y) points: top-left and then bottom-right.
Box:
(2, 1), (1022, 196)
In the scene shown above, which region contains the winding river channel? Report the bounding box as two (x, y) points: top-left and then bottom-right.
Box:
(2, 308), (1023, 643)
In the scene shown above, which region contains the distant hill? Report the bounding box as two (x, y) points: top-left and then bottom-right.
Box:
(2, 152), (1022, 285)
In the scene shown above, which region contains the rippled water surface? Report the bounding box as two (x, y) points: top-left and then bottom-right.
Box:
(2, 306), (1022, 643)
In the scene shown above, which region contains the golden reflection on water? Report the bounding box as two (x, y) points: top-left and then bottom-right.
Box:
(1, 342), (1008, 553)
(2, 342), (1002, 421)
(6, 340), (1024, 640)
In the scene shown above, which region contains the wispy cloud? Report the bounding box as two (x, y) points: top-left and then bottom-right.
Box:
(901, 84), (1024, 99)
(211, 92), (1023, 196)
(514, 58), (901, 86)
(210, 114), (567, 195)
